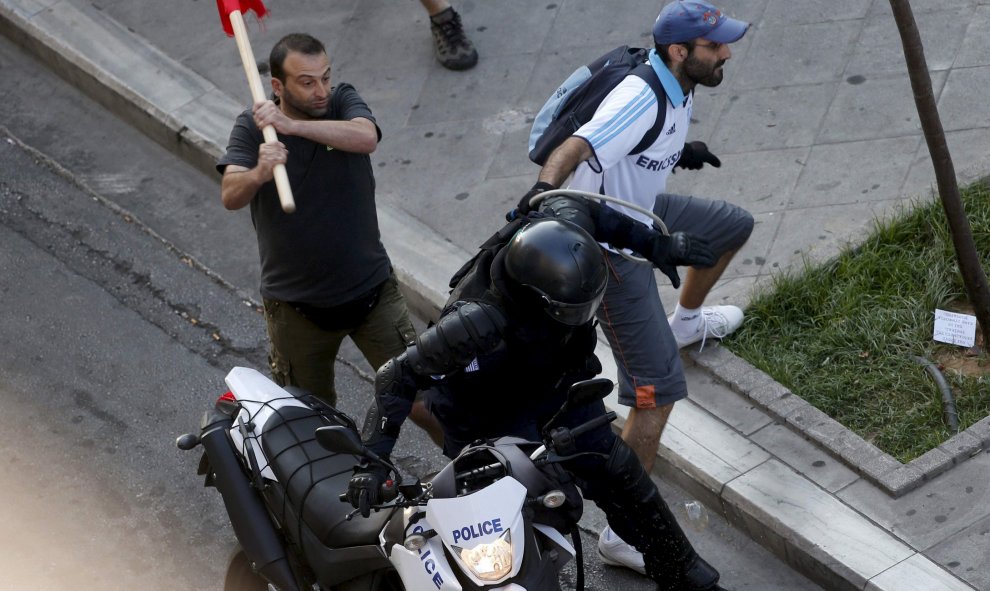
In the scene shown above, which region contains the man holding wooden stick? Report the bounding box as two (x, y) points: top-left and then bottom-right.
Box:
(217, 33), (441, 444)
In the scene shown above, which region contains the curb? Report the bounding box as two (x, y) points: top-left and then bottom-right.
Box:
(0, 2), (975, 590)
(689, 347), (990, 498)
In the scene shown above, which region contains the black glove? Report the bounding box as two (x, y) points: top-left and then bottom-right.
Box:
(649, 232), (716, 289)
(346, 463), (392, 518)
(675, 141), (721, 171)
(509, 181), (557, 220)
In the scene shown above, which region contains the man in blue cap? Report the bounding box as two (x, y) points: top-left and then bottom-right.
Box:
(516, 0), (752, 577)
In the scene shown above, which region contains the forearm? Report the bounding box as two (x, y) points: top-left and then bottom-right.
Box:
(220, 168), (267, 210)
(538, 136), (593, 187)
(361, 355), (421, 458)
(284, 117), (378, 154)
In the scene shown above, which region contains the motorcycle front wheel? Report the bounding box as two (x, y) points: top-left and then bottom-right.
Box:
(224, 547), (269, 591)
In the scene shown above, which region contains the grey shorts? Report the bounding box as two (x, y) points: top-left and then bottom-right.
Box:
(654, 192), (754, 255)
(597, 253), (687, 408)
(598, 193), (753, 408)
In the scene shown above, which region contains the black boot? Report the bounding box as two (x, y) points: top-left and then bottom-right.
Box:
(595, 439), (721, 591)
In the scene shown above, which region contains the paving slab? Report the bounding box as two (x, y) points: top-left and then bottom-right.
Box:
(821, 75), (943, 144)
(749, 422), (861, 493)
(837, 450), (990, 552)
(685, 372), (774, 436)
(848, 9), (971, 76)
(938, 65), (990, 132)
(955, 5), (990, 68)
(763, 0), (872, 25)
(731, 20), (862, 90)
(905, 131), (990, 197)
(666, 147), (807, 213)
(725, 459), (915, 591)
(865, 553), (975, 591)
(869, 0), (975, 18)
(712, 83), (834, 152)
(927, 512), (990, 590)
(790, 135), (919, 209)
(762, 200), (900, 268)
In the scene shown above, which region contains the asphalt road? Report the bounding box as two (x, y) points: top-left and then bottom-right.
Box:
(0, 33), (818, 591)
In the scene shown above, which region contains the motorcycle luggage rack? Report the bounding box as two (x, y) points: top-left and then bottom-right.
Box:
(233, 395), (387, 558)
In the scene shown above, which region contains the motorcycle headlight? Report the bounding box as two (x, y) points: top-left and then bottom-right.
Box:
(452, 529), (513, 581)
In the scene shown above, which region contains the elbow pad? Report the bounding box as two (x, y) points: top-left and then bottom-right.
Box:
(539, 195), (655, 258)
(538, 195), (597, 236)
(406, 301), (506, 375)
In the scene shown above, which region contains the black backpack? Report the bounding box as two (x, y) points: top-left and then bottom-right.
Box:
(441, 216), (531, 317)
(528, 46), (667, 166)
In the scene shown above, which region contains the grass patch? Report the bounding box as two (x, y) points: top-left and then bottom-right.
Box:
(725, 182), (990, 463)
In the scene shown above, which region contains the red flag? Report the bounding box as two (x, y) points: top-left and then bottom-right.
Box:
(217, 0), (269, 37)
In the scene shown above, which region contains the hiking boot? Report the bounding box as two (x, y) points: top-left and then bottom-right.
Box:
(669, 305), (744, 350)
(429, 7), (478, 70)
(597, 525), (645, 574)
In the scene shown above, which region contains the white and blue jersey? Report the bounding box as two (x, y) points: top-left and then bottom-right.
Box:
(572, 50), (692, 232)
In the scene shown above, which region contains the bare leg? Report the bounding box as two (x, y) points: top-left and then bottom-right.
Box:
(678, 247), (739, 308)
(418, 0), (449, 16)
(620, 404), (674, 473)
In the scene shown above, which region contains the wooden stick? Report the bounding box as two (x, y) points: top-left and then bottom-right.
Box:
(228, 10), (296, 213)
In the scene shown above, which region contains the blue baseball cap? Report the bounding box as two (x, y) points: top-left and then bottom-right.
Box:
(653, 1), (750, 45)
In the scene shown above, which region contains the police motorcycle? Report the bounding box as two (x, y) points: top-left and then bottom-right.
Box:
(177, 365), (616, 591)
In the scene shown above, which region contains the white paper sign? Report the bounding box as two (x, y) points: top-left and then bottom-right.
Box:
(933, 309), (977, 347)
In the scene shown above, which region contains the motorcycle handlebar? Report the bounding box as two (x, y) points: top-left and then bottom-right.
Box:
(455, 462), (503, 481)
(338, 479), (400, 508)
(567, 410), (617, 440)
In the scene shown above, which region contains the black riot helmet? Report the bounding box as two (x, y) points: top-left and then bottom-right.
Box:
(503, 218), (608, 326)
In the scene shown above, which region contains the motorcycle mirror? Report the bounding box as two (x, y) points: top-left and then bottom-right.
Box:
(315, 426), (368, 456)
(175, 433), (200, 451)
(566, 377), (614, 408)
(543, 377), (615, 434)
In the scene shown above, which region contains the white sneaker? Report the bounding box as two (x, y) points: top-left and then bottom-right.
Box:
(670, 305), (744, 350)
(597, 525), (645, 574)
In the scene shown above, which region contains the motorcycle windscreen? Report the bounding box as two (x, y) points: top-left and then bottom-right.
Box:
(427, 477), (527, 585)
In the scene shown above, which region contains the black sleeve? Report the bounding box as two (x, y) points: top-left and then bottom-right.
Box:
(359, 354), (420, 458)
(559, 322), (603, 385)
(332, 83), (382, 141)
(360, 301), (507, 457)
(538, 195), (659, 258)
(406, 301), (506, 375)
(216, 110), (262, 174)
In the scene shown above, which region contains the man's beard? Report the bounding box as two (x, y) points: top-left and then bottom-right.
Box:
(281, 90), (329, 119)
(685, 54), (725, 88)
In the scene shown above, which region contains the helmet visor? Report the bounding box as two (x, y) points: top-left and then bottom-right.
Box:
(539, 288), (605, 326)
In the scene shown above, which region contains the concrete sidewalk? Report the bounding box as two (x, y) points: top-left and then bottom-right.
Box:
(3, 0), (989, 589)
